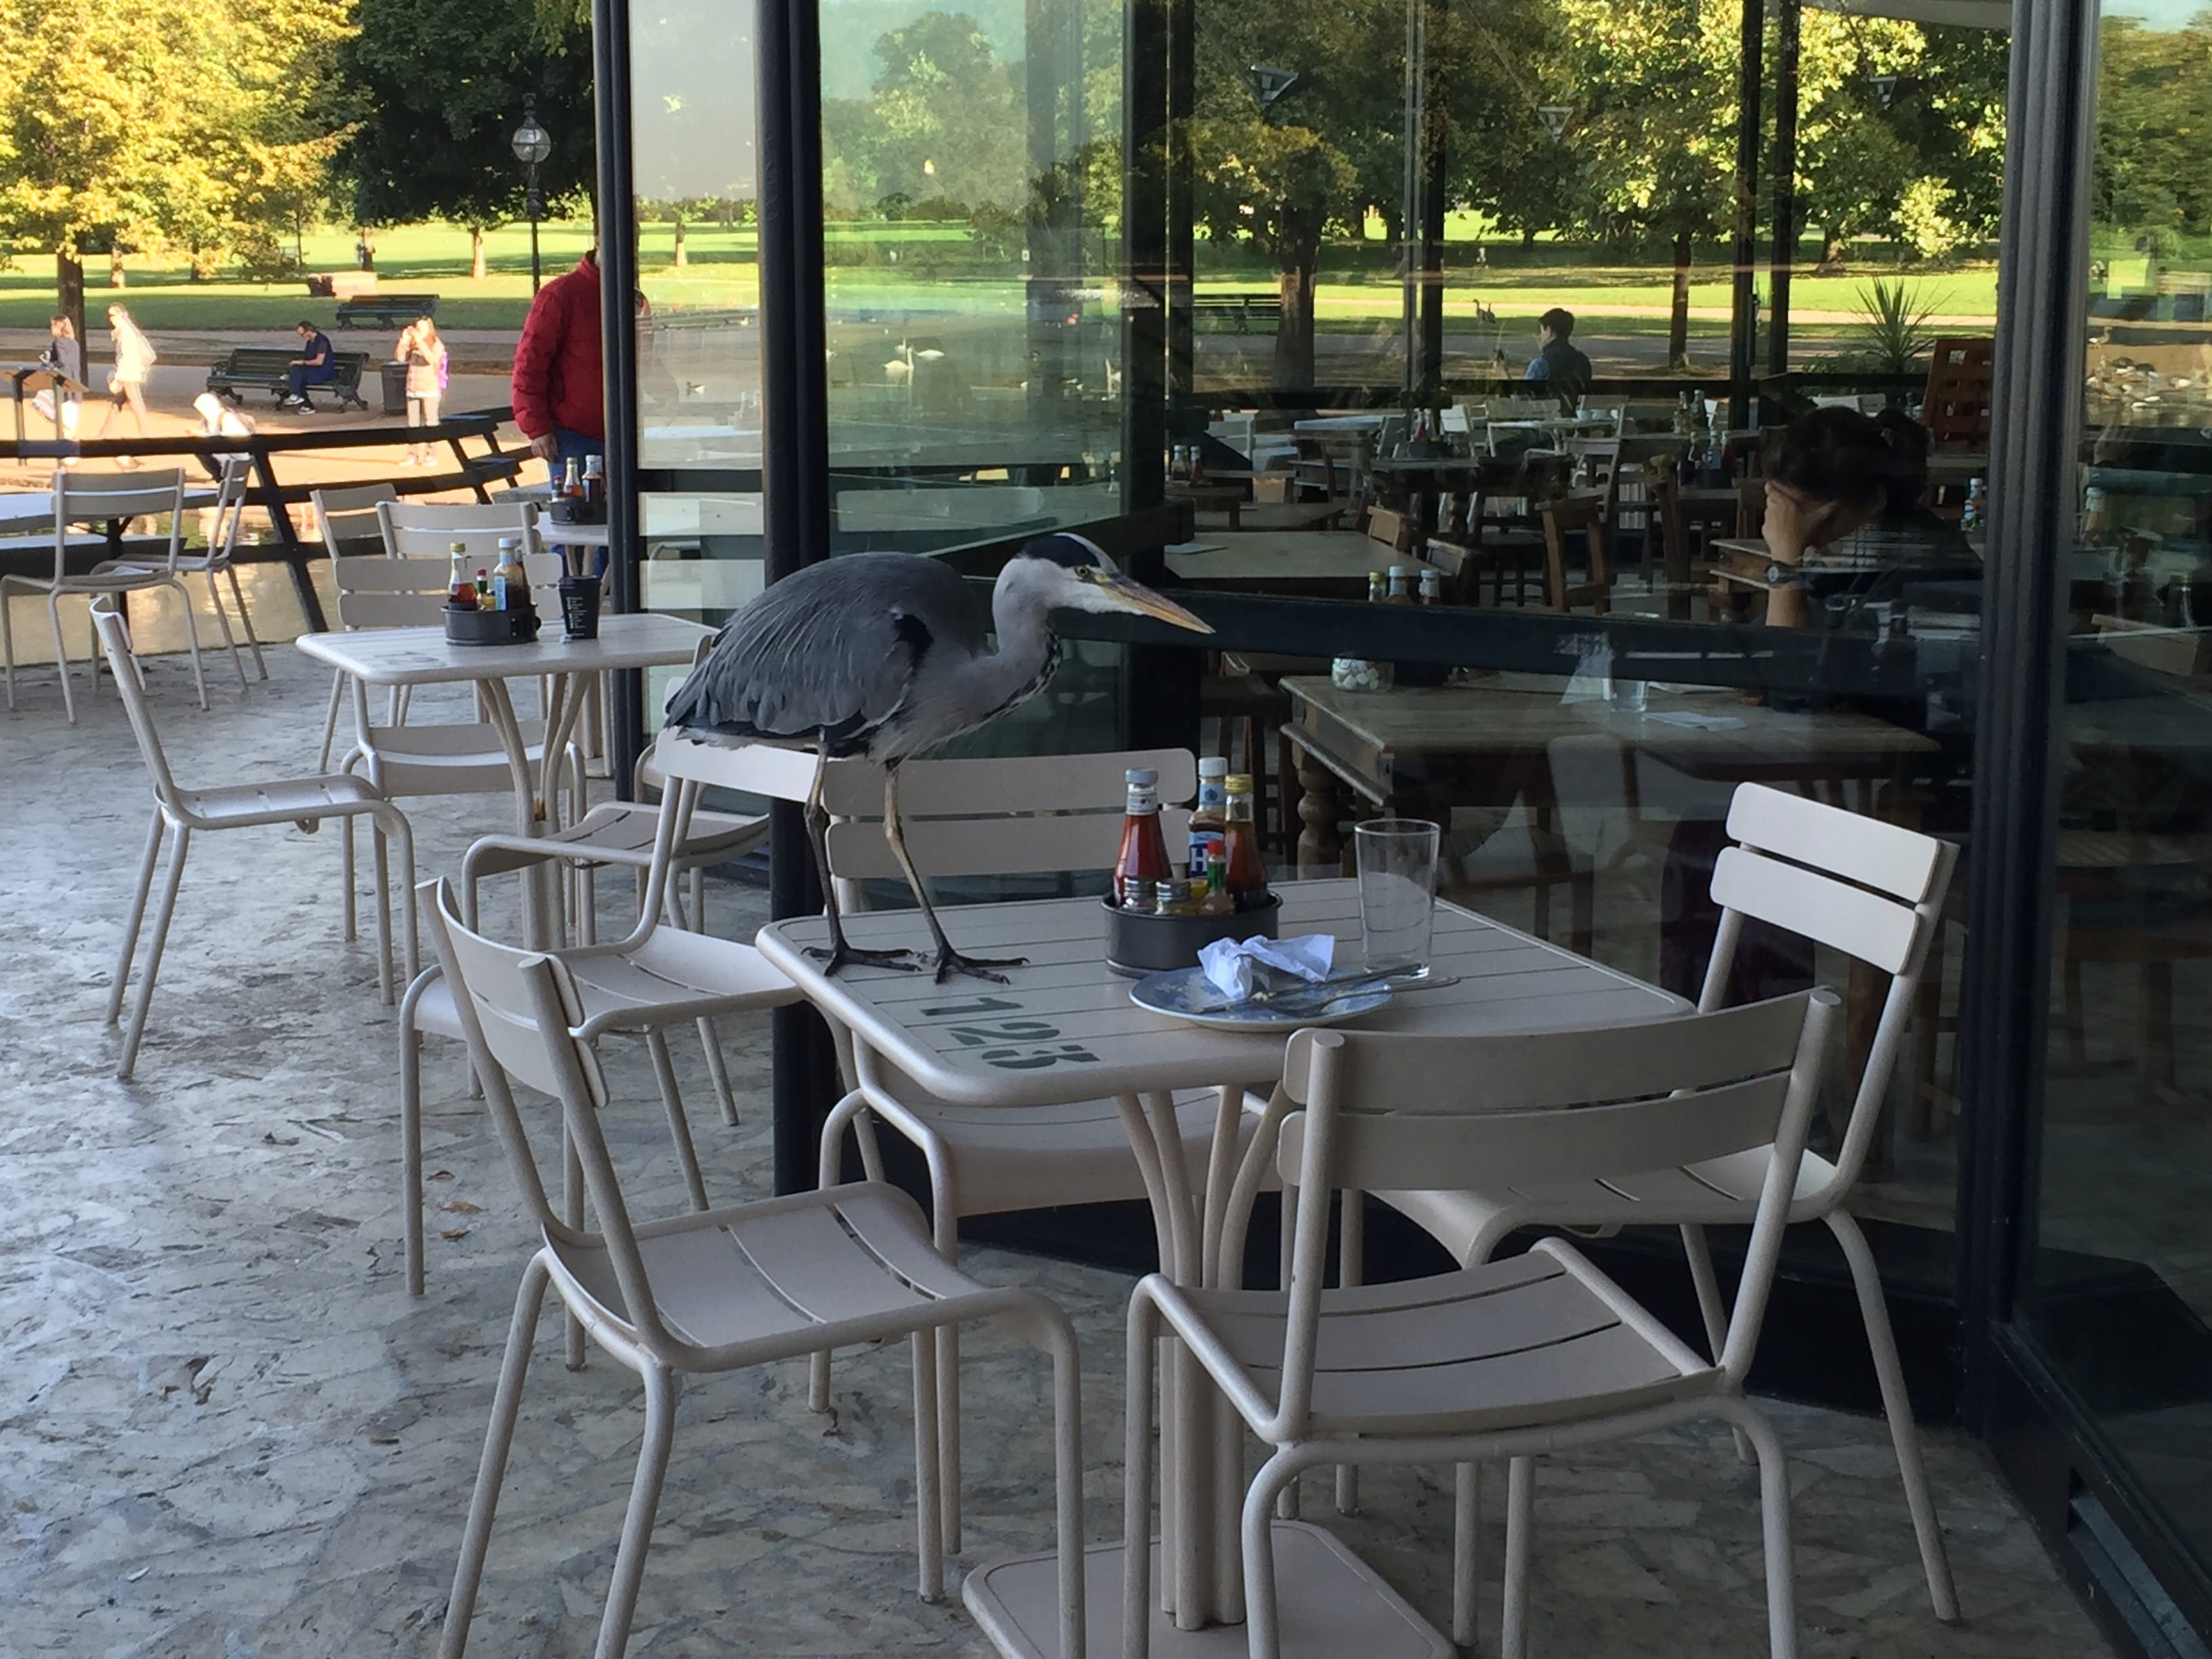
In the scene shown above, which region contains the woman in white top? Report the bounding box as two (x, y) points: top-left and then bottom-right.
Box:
(94, 304), (157, 457)
(396, 316), (447, 465)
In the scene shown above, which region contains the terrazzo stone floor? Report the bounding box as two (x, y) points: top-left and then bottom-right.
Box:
(1, 646), (2121, 1659)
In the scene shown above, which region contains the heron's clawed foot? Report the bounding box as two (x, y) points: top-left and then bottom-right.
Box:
(932, 947), (1028, 984)
(806, 942), (930, 976)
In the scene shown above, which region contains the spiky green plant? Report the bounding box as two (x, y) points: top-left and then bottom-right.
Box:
(1853, 279), (1945, 375)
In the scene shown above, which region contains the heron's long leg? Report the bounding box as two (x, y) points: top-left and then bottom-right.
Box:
(802, 743), (924, 977)
(882, 762), (1028, 984)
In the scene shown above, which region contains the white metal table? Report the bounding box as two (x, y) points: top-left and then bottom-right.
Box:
(756, 879), (1685, 1658)
(297, 612), (712, 946)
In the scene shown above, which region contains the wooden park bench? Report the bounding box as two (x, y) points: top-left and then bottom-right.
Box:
(335, 292), (438, 329)
(1192, 292), (1284, 335)
(205, 348), (371, 411)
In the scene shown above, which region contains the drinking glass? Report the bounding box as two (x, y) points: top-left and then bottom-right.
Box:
(1355, 818), (1441, 977)
(1609, 675), (1648, 714)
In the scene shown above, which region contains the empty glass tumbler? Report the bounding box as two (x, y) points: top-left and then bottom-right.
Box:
(1355, 818), (1441, 976)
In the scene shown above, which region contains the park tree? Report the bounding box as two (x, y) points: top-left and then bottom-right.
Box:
(0, 0), (350, 335)
(2091, 13), (2212, 253)
(336, 0), (596, 278)
(821, 12), (1027, 216)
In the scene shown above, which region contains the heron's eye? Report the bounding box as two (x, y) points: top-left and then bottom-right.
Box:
(1073, 565), (1096, 581)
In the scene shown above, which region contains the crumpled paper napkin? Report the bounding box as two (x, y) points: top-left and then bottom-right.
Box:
(1197, 933), (1336, 1002)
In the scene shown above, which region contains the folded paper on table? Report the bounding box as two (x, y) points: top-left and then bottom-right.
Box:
(1644, 710), (1746, 731)
(1197, 933), (1336, 1002)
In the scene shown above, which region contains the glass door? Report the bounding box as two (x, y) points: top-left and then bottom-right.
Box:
(2008, 0), (2212, 1629)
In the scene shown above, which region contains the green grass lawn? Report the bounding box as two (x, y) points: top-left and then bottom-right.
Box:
(3, 217), (1996, 339)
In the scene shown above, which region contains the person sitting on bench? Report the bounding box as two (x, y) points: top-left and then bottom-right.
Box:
(281, 320), (337, 410)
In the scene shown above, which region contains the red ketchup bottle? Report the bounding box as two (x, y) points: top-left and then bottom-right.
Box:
(1115, 767), (1172, 907)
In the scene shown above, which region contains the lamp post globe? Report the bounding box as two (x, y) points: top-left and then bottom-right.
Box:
(511, 95), (554, 293)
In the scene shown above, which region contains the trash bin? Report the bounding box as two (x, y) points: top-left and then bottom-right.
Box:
(380, 361), (407, 417)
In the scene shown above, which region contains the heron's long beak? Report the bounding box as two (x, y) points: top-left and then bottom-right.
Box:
(1096, 572), (1214, 634)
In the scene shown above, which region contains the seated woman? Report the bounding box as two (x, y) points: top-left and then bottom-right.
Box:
(1760, 405), (1968, 628)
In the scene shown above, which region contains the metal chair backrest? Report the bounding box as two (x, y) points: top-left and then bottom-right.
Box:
(377, 499), (539, 562)
(1271, 990), (1835, 1427)
(820, 748), (1199, 893)
(91, 601), (186, 813)
(56, 468), (186, 579)
(417, 878), (678, 1357)
(1701, 783), (1958, 1199)
(311, 483), (400, 567)
(330, 550), (564, 630)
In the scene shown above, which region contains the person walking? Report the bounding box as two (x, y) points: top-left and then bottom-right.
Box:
(1521, 306), (1594, 413)
(397, 316), (448, 465)
(34, 315), (83, 438)
(281, 319), (337, 411)
(94, 305), (157, 459)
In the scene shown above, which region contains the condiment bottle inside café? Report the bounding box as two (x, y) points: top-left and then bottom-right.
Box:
(1222, 773), (1267, 907)
(1187, 755), (1228, 880)
(1115, 766), (1172, 907)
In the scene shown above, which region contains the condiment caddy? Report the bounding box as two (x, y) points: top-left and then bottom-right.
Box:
(443, 536), (541, 645)
(1103, 762), (1279, 976)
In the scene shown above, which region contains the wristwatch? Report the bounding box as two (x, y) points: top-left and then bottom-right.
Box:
(1765, 562), (1805, 588)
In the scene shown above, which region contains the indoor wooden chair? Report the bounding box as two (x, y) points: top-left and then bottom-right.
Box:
(1131, 989), (1837, 1658)
(1537, 493), (1613, 614)
(419, 878), (1086, 1659)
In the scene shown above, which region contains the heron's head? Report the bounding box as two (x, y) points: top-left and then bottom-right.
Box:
(1004, 533), (1213, 634)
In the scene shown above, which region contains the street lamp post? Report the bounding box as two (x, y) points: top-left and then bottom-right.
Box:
(511, 96), (554, 294)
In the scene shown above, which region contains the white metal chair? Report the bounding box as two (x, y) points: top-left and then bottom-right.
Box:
(421, 879), (1086, 1659)
(309, 483), (399, 769)
(1367, 783), (1963, 1621)
(1130, 989), (1837, 1659)
(96, 456), (265, 690)
(3, 468), (207, 722)
(797, 747), (1263, 1553)
(398, 789), (796, 1296)
(92, 602), (413, 1078)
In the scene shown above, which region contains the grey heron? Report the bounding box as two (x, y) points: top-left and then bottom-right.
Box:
(663, 533), (1213, 981)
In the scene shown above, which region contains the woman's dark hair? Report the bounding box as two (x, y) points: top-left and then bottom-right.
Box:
(1763, 405), (1930, 516)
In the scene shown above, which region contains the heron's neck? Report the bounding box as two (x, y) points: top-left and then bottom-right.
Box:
(968, 578), (1061, 712)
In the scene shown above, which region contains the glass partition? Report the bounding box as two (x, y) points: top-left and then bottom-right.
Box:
(2015, 0), (2212, 1586)
(631, 0), (763, 469)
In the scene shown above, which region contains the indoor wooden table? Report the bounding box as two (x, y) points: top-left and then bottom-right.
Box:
(1165, 531), (1395, 598)
(296, 611), (712, 946)
(1281, 673), (1939, 869)
(755, 878), (1684, 1659)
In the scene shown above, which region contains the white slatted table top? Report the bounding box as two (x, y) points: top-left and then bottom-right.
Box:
(756, 879), (1686, 1109)
(295, 611), (710, 685)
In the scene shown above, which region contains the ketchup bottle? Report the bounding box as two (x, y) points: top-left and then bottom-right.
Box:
(1115, 767), (1172, 907)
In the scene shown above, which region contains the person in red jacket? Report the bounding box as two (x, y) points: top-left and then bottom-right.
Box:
(510, 248), (608, 473)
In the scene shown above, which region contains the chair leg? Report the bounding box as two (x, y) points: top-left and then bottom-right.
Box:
(204, 569), (249, 691)
(342, 814), (358, 943)
(223, 564), (267, 678)
(45, 589), (76, 724)
(695, 1015), (739, 1128)
(163, 579), (208, 711)
(809, 1091), (874, 1414)
(1, 577), (17, 710)
(439, 1254), (553, 1659)
(642, 1031), (711, 1211)
(371, 825), (394, 1005)
(1276, 1187), (1301, 1521)
(1719, 1397), (1802, 1659)
(400, 1010), (427, 1296)
(108, 812), (166, 1024)
(1452, 1462), (1481, 1648)
(1335, 1192), (1364, 1516)
(119, 824), (190, 1079)
(911, 1326), (945, 1602)
(590, 1363), (680, 1659)
(1681, 1223), (1753, 1462)
(1122, 1292), (1160, 1659)
(318, 669), (345, 773)
(939, 1322), (963, 1554)
(1500, 1456), (1535, 1659)
(1242, 1450), (1300, 1659)
(1828, 1209), (1960, 1622)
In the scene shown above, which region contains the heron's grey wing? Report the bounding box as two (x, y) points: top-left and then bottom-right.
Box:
(662, 553), (985, 747)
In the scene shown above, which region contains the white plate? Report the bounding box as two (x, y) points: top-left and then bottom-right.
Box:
(1128, 966), (1394, 1030)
